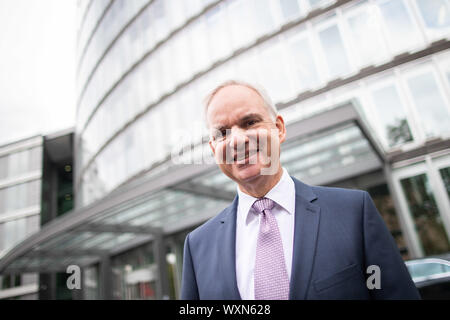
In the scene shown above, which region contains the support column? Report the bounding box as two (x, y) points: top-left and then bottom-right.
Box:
(383, 164), (422, 258)
(153, 233), (170, 300)
(99, 255), (113, 300)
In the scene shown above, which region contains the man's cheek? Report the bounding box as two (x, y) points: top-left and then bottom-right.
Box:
(214, 143), (227, 164)
(257, 131), (270, 166)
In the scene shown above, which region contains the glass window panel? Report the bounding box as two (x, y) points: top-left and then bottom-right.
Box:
(279, 0), (302, 20)
(400, 173), (450, 255)
(30, 146), (42, 172)
(317, 24), (351, 79)
(0, 189), (5, 214)
(253, 0), (276, 37)
(166, 0), (187, 29)
(4, 220), (15, 250)
(158, 44), (175, 95)
(26, 215), (40, 235)
(206, 6), (232, 62)
(189, 19), (211, 73)
(288, 36), (320, 91)
(152, 0), (170, 42)
(406, 72), (450, 137)
(185, 0), (202, 17)
(308, 0), (333, 9)
(257, 41), (294, 102)
(378, 0), (422, 54)
(16, 218), (27, 244)
(28, 180), (40, 207)
(171, 35), (192, 84)
(415, 0), (450, 38)
(409, 262), (450, 278)
(0, 156), (8, 180)
(346, 6), (387, 66)
(15, 184), (26, 211)
(228, 0), (255, 50)
(368, 183), (409, 259)
(439, 166), (450, 198)
(8, 152), (20, 177)
(0, 223), (4, 251)
(371, 84), (413, 147)
(18, 150), (29, 174)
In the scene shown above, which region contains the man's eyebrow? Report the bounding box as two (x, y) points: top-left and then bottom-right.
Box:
(212, 114), (264, 131)
(239, 113), (263, 123)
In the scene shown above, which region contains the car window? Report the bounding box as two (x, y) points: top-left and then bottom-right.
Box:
(408, 262), (449, 279)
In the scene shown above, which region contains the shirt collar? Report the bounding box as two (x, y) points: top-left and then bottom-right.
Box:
(237, 168), (295, 225)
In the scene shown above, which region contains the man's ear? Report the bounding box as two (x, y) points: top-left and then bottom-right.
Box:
(275, 115), (286, 143)
(209, 139), (216, 155)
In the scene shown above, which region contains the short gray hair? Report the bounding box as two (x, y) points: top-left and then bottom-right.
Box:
(204, 80), (278, 127)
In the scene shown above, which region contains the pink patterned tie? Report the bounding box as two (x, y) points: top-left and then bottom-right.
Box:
(253, 197), (290, 300)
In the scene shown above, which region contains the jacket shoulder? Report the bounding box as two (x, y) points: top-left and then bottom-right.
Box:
(308, 184), (368, 216)
(311, 185), (367, 201)
(187, 199), (236, 243)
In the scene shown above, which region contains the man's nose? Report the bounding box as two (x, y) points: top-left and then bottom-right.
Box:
(227, 127), (249, 150)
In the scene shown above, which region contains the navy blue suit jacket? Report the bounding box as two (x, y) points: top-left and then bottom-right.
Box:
(181, 177), (420, 299)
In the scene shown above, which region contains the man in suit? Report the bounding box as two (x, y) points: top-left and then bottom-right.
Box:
(181, 80), (420, 300)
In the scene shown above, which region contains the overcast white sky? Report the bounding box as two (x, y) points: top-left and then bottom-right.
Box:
(0, 0), (77, 146)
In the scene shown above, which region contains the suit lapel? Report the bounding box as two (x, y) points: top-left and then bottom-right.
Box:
(289, 177), (321, 300)
(218, 195), (242, 300)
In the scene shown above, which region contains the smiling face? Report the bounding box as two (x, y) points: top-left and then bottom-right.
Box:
(207, 84), (286, 197)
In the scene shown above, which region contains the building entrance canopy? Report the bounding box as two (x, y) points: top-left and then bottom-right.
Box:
(0, 102), (385, 276)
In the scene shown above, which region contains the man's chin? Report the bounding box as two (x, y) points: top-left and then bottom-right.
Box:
(234, 164), (262, 183)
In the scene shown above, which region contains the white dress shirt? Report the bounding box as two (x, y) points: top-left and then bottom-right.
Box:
(235, 168), (296, 300)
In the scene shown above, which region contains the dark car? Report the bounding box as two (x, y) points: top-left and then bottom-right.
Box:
(405, 254), (450, 300)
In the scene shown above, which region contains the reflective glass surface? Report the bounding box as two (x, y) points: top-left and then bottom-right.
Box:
(377, 0), (422, 54)
(279, 0), (302, 20)
(415, 0), (450, 40)
(406, 71), (450, 137)
(370, 83), (413, 147)
(318, 23), (351, 79)
(287, 33), (321, 91)
(400, 173), (450, 255)
(282, 125), (380, 184)
(345, 4), (388, 67)
(439, 166), (450, 198)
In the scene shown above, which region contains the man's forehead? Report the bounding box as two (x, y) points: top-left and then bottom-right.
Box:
(208, 85), (264, 110)
(206, 84), (268, 127)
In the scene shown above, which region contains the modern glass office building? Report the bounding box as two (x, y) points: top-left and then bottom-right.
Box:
(1, 0), (450, 299)
(0, 136), (42, 299)
(0, 130), (74, 299)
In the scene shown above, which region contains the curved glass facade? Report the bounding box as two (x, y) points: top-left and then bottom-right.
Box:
(76, 0), (450, 208)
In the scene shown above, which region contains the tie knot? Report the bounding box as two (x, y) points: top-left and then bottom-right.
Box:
(252, 197), (274, 213)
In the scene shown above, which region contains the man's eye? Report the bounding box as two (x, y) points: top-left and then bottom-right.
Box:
(246, 120), (256, 126)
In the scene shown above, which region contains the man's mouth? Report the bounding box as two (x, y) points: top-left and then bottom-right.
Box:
(234, 148), (259, 163)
